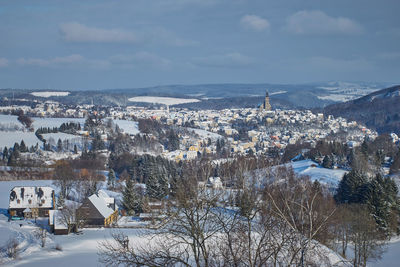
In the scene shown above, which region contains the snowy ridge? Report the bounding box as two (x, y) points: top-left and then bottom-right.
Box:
(30, 92), (70, 98)
(128, 96), (200, 105)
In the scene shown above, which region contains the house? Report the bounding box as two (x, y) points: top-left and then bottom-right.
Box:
(77, 190), (118, 227)
(9, 186), (55, 218)
(49, 209), (69, 235)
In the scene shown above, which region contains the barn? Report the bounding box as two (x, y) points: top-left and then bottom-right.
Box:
(77, 190), (118, 227)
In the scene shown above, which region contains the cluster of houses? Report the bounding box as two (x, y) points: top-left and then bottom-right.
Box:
(117, 106), (378, 158)
(8, 186), (118, 235)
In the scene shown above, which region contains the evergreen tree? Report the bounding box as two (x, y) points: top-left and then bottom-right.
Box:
(57, 138), (63, 152)
(122, 178), (142, 215)
(107, 168), (116, 188)
(390, 149), (400, 174)
(146, 173), (168, 200)
(2, 147), (8, 161)
(335, 170), (368, 204)
(7, 150), (19, 166)
(57, 192), (65, 208)
(13, 142), (20, 153)
(73, 144), (78, 154)
(322, 155), (333, 169)
(20, 140), (27, 152)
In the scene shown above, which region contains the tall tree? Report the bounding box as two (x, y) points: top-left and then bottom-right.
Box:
(122, 178), (142, 215)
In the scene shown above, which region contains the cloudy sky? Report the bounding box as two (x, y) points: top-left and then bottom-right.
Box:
(0, 0), (399, 90)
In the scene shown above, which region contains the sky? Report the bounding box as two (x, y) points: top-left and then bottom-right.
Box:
(0, 0), (399, 90)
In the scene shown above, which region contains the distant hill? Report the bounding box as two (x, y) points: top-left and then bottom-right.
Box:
(323, 85), (400, 134)
(0, 81), (391, 109)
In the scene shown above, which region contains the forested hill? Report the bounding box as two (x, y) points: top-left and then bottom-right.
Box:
(323, 85), (400, 134)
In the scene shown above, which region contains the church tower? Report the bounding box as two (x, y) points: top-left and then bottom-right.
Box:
(259, 90), (271, 111)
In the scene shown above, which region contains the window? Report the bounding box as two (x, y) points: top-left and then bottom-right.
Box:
(28, 199), (32, 204)
(17, 199), (20, 204)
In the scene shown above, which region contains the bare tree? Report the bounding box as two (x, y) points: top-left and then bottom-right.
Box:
(4, 237), (19, 259)
(34, 227), (47, 248)
(52, 160), (76, 200)
(348, 205), (387, 267)
(264, 166), (337, 267)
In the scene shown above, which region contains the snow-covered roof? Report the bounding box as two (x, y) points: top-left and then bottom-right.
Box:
(49, 209), (68, 230)
(88, 191), (115, 219)
(9, 186), (54, 209)
(97, 190), (115, 206)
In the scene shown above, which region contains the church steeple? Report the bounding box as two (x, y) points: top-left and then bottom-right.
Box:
(259, 89), (271, 111)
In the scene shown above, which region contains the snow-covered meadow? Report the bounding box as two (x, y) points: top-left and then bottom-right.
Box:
(30, 92), (70, 98)
(290, 159), (347, 188)
(128, 96), (200, 105)
(112, 119), (140, 135)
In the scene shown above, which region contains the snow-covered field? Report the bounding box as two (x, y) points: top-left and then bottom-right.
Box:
(112, 119), (140, 135)
(290, 160), (347, 187)
(0, 132), (41, 148)
(30, 92), (70, 98)
(0, 114), (20, 124)
(42, 133), (81, 142)
(128, 96), (200, 105)
(31, 117), (84, 130)
(317, 81), (383, 102)
(187, 127), (222, 141)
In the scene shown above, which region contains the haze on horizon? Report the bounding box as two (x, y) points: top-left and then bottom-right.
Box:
(0, 0), (399, 90)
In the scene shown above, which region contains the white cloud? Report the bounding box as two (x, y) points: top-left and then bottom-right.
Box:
(240, 15), (270, 31)
(110, 52), (171, 69)
(0, 58), (9, 67)
(60, 22), (140, 43)
(147, 28), (198, 47)
(59, 22), (195, 47)
(16, 54), (110, 69)
(17, 54), (83, 67)
(308, 56), (373, 71)
(286, 10), (363, 35)
(193, 53), (254, 68)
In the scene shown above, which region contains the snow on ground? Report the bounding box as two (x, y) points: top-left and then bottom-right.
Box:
(128, 96), (200, 105)
(112, 119), (139, 135)
(0, 131), (41, 149)
(269, 90), (287, 95)
(30, 92), (70, 98)
(187, 127), (222, 141)
(0, 114), (20, 124)
(42, 133), (82, 143)
(368, 238), (400, 267)
(289, 160), (347, 187)
(32, 117), (84, 130)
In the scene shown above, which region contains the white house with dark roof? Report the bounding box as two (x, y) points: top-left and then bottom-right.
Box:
(9, 186), (55, 218)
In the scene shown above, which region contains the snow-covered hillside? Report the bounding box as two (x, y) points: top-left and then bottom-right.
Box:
(128, 96), (200, 105)
(290, 160), (347, 188)
(30, 92), (70, 98)
(317, 81), (388, 102)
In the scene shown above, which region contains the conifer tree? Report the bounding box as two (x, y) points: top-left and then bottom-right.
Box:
(122, 178), (142, 215)
(20, 140), (27, 152)
(2, 147), (8, 161)
(107, 168), (116, 188)
(57, 138), (63, 152)
(335, 170), (367, 204)
(73, 144), (78, 154)
(57, 192), (65, 208)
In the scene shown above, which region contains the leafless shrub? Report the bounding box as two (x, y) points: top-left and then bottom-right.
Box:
(34, 227), (47, 248)
(5, 237), (19, 259)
